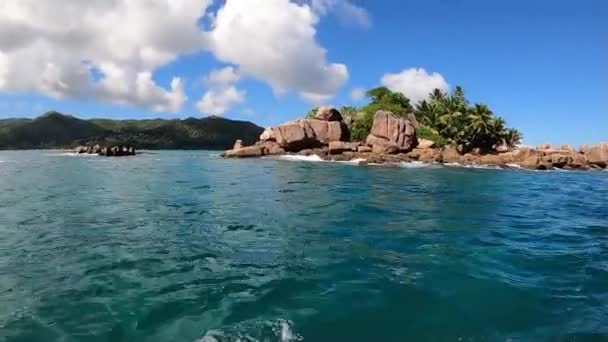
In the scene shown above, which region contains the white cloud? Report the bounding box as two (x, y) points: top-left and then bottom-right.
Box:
(307, 0), (371, 28)
(350, 87), (365, 102)
(196, 66), (245, 116)
(0, 0), (354, 112)
(0, 0), (211, 113)
(196, 86), (246, 116)
(208, 0), (349, 103)
(380, 68), (449, 104)
(205, 66), (240, 86)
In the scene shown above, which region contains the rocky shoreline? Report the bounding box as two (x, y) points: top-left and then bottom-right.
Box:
(223, 107), (608, 171)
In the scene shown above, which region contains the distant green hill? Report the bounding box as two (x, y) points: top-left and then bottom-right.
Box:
(0, 111), (264, 150)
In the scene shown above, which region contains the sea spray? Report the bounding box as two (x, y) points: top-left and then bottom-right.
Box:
(46, 152), (99, 157)
(196, 319), (302, 342)
(276, 154), (324, 162)
(398, 161), (440, 169)
(275, 154), (366, 165)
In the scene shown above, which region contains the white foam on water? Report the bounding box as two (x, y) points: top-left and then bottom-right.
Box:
(505, 163), (524, 169)
(399, 161), (439, 169)
(275, 154), (367, 166)
(195, 319), (302, 342)
(278, 320), (298, 342)
(443, 162), (502, 170)
(335, 158), (366, 165)
(469, 164), (503, 170)
(276, 154), (325, 162)
(46, 152), (99, 157)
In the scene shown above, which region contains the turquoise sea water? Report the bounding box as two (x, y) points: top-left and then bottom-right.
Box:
(0, 150), (607, 342)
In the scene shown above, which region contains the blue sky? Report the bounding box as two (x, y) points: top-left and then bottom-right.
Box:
(0, 0), (606, 146)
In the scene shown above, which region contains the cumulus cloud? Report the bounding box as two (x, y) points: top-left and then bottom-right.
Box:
(350, 87), (365, 102)
(0, 0), (211, 112)
(196, 85), (246, 116)
(380, 68), (449, 104)
(208, 0), (349, 103)
(196, 66), (245, 116)
(0, 0), (353, 112)
(205, 66), (240, 86)
(307, 0), (371, 28)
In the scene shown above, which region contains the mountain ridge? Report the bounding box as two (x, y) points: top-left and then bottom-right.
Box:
(0, 111), (264, 150)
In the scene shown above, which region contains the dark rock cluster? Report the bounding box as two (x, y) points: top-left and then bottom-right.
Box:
(75, 144), (136, 157)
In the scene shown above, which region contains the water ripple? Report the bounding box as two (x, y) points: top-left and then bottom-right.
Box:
(0, 150), (607, 341)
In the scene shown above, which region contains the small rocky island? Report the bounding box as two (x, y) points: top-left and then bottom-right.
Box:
(75, 144), (136, 157)
(223, 107), (608, 171)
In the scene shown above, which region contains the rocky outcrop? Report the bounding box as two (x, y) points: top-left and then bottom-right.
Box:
(222, 145), (263, 158)
(222, 140), (285, 158)
(417, 139), (436, 149)
(76, 144), (136, 157)
(365, 111), (417, 154)
(585, 143), (608, 168)
(329, 141), (360, 154)
(258, 118), (347, 152)
(233, 139), (244, 150)
(223, 107), (607, 171)
(314, 106), (343, 121)
(226, 107), (347, 156)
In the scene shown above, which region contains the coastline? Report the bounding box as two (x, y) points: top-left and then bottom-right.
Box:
(222, 108), (608, 172)
(264, 150), (608, 172)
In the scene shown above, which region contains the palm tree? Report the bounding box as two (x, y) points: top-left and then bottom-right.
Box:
(464, 103), (495, 149)
(452, 85), (469, 111)
(468, 104), (493, 135)
(429, 88), (446, 103)
(415, 100), (443, 127)
(503, 128), (523, 147)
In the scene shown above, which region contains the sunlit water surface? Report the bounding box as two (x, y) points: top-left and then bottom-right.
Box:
(1, 151), (607, 341)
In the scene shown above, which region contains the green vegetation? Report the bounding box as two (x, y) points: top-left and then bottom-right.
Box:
(349, 87), (415, 141)
(415, 86), (522, 150)
(0, 111), (264, 150)
(417, 124), (449, 147)
(308, 85), (522, 151)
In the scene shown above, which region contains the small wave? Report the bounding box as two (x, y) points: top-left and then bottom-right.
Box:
(399, 161), (439, 169)
(46, 152), (99, 157)
(276, 154), (324, 162)
(196, 319), (302, 342)
(444, 162), (502, 170)
(505, 163), (524, 169)
(335, 158), (366, 165)
(275, 155), (367, 165)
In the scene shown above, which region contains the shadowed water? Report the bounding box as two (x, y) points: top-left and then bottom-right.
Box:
(0, 151), (607, 342)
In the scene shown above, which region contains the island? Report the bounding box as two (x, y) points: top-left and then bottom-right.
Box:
(0, 111), (264, 151)
(223, 87), (608, 170)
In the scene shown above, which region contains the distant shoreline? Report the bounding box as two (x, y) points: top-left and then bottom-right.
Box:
(0, 111), (264, 151)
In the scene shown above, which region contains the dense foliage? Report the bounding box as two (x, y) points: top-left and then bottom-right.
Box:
(308, 86), (522, 150)
(0, 111), (264, 150)
(415, 86), (522, 150)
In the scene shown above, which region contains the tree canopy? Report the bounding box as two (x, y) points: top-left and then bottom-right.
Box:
(307, 85), (522, 150)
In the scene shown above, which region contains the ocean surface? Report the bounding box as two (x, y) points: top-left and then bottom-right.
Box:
(1, 150), (607, 342)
